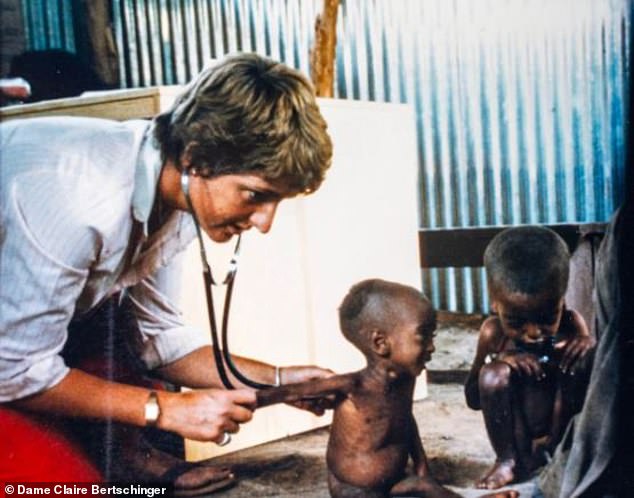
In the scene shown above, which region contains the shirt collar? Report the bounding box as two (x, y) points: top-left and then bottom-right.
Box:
(132, 123), (163, 235)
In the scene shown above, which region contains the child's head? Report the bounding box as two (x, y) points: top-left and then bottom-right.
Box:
(338, 279), (436, 376)
(484, 226), (570, 343)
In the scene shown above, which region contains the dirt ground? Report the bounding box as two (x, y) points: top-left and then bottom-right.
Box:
(204, 318), (539, 497)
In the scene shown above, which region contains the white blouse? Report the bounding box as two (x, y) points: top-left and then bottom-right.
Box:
(0, 116), (207, 401)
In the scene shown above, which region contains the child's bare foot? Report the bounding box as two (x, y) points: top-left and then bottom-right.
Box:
(476, 459), (517, 489)
(480, 491), (520, 498)
(116, 436), (235, 493)
(390, 475), (460, 497)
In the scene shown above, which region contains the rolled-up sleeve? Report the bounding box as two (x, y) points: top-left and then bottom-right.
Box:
(125, 251), (208, 370)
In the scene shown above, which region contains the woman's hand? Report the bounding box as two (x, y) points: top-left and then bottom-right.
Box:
(157, 388), (256, 443)
(278, 365), (336, 415)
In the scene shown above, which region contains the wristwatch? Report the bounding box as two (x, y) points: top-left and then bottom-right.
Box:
(144, 390), (160, 426)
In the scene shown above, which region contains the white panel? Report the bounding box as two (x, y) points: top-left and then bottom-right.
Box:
(302, 99), (422, 372)
(180, 99), (421, 459)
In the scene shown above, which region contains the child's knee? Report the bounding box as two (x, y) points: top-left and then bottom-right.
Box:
(479, 361), (513, 393)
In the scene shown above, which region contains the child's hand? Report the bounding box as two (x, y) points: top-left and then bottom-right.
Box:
(555, 335), (596, 374)
(497, 351), (545, 379)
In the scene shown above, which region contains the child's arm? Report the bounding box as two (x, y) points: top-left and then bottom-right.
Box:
(464, 318), (501, 410)
(555, 309), (596, 374)
(255, 372), (358, 408)
(408, 414), (430, 477)
(540, 309), (596, 454)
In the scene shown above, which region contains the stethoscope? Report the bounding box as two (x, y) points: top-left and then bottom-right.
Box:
(180, 169), (273, 390)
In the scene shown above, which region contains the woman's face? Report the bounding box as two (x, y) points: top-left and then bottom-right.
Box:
(189, 173), (292, 243)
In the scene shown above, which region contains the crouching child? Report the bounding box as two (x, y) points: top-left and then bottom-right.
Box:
(465, 226), (595, 489)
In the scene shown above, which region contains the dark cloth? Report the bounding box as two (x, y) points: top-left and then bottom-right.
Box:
(537, 205), (633, 497)
(8, 50), (108, 103)
(62, 295), (184, 481)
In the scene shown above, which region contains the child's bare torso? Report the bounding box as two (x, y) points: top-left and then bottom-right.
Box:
(326, 372), (416, 489)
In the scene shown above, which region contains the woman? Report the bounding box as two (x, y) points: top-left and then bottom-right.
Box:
(0, 53), (333, 491)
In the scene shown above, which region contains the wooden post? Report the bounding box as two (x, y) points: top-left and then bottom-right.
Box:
(74, 0), (119, 87)
(309, 0), (339, 98)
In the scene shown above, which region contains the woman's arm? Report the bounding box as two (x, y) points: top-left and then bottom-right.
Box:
(156, 344), (277, 389)
(128, 254), (333, 393)
(157, 345), (336, 415)
(9, 368), (255, 443)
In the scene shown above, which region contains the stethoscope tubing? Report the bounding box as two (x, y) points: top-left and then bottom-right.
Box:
(181, 169), (272, 390)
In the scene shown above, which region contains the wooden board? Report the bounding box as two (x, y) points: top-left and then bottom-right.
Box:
(0, 86), (181, 121)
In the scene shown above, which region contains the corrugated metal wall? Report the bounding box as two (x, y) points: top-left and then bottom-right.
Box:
(110, 0), (322, 87)
(21, 0), (75, 51)
(21, 0), (631, 312)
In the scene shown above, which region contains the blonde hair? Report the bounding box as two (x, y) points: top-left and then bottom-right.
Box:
(154, 53), (332, 194)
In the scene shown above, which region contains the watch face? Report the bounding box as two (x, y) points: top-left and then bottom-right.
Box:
(144, 391), (160, 424)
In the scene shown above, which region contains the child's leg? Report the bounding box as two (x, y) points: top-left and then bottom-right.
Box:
(389, 472), (518, 497)
(390, 474), (461, 497)
(327, 470), (388, 498)
(476, 361), (533, 489)
(515, 366), (558, 470)
(547, 360), (592, 454)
